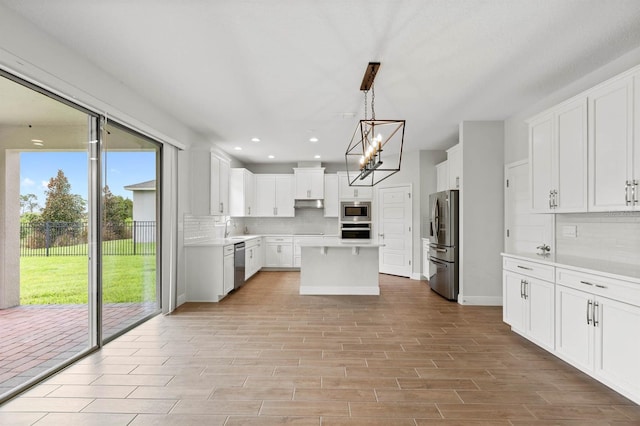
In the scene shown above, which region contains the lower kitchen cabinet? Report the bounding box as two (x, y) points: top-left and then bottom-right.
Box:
(223, 245), (235, 294)
(265, 236), (293, 268)
(555, 268), (640, 403)
(245, 237), (263, 279)
(503, 269), (555, 351)
(186, 244), (232, 302)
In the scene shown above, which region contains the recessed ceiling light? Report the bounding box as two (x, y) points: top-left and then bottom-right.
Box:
(309, 137), (319, 143)
(251, 137), (260, 142)
(234, 146), (242, 151)
(314, 155), (321, 159)
(32, 142), (44, 146)
(268, 155), (275, 159)
(31, 139), (43, 143)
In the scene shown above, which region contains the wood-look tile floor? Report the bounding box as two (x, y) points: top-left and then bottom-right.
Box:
(1, 271), (638, 425)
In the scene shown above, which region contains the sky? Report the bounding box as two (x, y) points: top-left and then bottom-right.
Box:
(20, 151), (156, 212)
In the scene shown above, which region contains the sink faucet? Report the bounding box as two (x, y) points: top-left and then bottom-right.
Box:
(224, 219), (231, 238)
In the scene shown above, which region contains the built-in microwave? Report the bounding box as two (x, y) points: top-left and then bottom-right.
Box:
(340, 201), (371, 222)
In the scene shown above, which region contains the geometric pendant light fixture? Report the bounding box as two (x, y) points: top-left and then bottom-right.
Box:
(345, 62), (405, 186)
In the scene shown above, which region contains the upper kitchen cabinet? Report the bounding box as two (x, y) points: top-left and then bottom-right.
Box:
(229, 168), (255, 217)
(435, 160), (449, 192)
(189, 150), (230, 216)
(529, 97), (587, 213)
(337, 172), (373, 200)
(447, 144), (462, 190)
(255, 174), (295, 217)
(294, 168), (325, 199)
(210, 153), (230, 216)
(588, 74), (638, 211)
(324, 174), (339, 217)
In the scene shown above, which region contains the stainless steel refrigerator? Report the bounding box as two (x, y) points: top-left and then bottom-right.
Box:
(428, 190), (459, 300)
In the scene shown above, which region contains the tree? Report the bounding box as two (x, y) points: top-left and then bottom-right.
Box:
(103, 185), (132, 223)
(40, 169), (85, 223)
(20, 193), (40, 215)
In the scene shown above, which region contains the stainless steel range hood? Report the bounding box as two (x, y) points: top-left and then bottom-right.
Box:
(294, 199), (324, 209)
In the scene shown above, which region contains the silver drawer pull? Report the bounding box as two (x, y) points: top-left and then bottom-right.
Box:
(579, 280), (594, 286)
(517, 265), (533, 271)
(595, 284), (608, 289)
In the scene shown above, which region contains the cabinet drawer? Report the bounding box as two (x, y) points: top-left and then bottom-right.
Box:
(556, 268), (640, 307)
(223, 245), (235, 256)
(503, 257), (555, 282)
(245, 237), (260, 249)
(265, 236), (293, 244)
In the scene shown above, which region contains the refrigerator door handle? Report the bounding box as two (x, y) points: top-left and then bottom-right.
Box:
(429, 256), (449, 267)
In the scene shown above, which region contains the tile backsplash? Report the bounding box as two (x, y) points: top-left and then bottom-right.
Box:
(184, 210), (338, 243)
(556, 212), (640, 264)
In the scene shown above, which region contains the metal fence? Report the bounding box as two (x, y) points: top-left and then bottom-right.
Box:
(20, 221), (156, 257)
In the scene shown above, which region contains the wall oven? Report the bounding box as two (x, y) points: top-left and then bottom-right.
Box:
(340, 201), (371, 222)
(340, 223), (371, 240)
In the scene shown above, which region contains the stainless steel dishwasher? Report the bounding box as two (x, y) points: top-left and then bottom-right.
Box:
(234, 242), (246, 290)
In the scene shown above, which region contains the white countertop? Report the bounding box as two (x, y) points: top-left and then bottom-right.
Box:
(502, 252), (640, 283)
(185, 234), (340, 247)
(298, 237), (381, 248)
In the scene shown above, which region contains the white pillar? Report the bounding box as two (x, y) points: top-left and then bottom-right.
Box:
(0, 149), (21, 308)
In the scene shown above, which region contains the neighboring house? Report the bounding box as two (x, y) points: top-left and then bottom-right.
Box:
(124, 179), (156, 242)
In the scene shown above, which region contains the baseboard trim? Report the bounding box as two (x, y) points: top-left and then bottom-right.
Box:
(177, 293), (186, 307)
(411, 272), (424, 280)
(300, 286), (380, 296)
(458, 295), (503, 306)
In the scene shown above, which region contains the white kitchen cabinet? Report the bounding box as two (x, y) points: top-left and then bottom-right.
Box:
(555, 267), (640, 404)
(186, 245), (228, 302)
(323, 174), (339, 217)
(337, 172), (373, 200)
(210, 153), (230, 216)
(294, 236), (325, 267)
(435, 161), (449, 192)
(254, 175), (294, 217)
(229, 168), (255, 217)
(245, 237), (263, 280)
(529, 97), (587, 213)
(264, 236), (293, 268)
(223, 245), (235, 295)
(447, 144), (461, 190)
(502, 257), (555, 351)
(588, 75), (637, 211)
(294, 168), (325, 199)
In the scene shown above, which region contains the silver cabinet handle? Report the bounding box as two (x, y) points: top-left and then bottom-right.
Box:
(549, 190), (553, 209)
(595, 284), (608, 289)
(580, 280), (594, 286)
(523, 280), (528, 300)
(248, 206), (251, 215)
(593, 302), (599, 327)
(633, 180), (638, 205)
(219, 202), (223, 213)
(587, 300), (593, 325)
(517, 265), (533, 271)
(277, 245), (281, 254)
(626, 180), (631, 205)
(520, 279), (525, 299)
(553, 190), (558, 208)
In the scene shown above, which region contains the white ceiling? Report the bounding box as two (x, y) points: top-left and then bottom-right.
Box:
(3, 0), (640, 163)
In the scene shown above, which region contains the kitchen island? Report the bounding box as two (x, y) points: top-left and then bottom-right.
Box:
(298, 238), (381, 295)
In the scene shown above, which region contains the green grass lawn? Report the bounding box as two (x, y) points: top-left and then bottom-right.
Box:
(20, 254), (157, 305)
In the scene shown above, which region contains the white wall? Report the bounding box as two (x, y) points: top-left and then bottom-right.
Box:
(460, 121), (504, 305)
(505, 44), (640, 164)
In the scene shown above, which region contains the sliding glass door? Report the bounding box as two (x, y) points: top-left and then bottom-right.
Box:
(101, 122), (160, 342)
(0, 71), (162, 402)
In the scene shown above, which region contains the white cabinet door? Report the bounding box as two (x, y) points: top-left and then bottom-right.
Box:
(435, 161), (449, 192)
(555, 284), (594, 372)
(324, 174), (339, 217)
(555, 98), (587, 212)
(529, 114), (554, 213)
(294, 168), (324, 199)
(255, 175), (276, 217)
(275, 175), (294, 217)
(210, 154), (230, 215)
(223, 252), (234, 294)
(588, 76), (634, 211)
(525, 277), (555, 350)
(265, 243), (280, 267)
(229, 168), (255, 217)
(503, 271), (526, 332)
(447, 144), (461, 190)
(279, 243), (293, 267)
(595, 297), (640, 399)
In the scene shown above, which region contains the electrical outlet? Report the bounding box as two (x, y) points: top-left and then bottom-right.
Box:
(562, 225), (577, 238)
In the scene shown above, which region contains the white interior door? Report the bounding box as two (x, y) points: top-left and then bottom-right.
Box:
(378, 185), (412, 277)
(505, 160), (553, 254)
